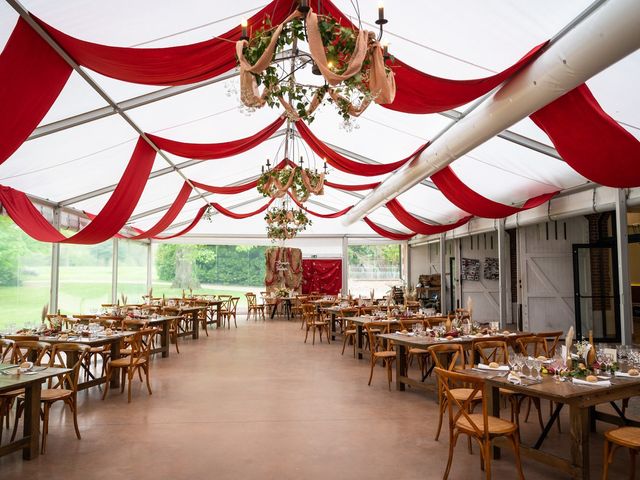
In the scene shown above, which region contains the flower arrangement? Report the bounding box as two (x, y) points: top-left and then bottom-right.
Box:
(238, 14), (394, 123)
(275, 287), (290, 298)
(265, 206), (311, 241)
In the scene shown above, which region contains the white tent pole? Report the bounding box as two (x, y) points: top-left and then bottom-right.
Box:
(344, 0), (640, 226)
(615, 189), (633, 344)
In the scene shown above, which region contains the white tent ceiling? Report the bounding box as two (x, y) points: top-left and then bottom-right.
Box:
(0, 0), (638, 241)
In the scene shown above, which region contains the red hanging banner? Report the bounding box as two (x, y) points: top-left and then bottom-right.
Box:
(147, 116), (284, 159)
(0, 18), (72, 166)
(0, 138), (156, 244)
(35, 1), (296, 86)
(430, 166), (558, 218)
(302, 259), (342, 295)
(531, 84), (640, 188)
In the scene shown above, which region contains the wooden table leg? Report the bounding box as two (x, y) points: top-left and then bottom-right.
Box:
(331, 313), (337, 341)
(396, 344), (406, 391)
(356, 325), (364, 360)
(161, 320), (169, 358)
(570, 405), (590, 480)
(192, 311), (199, 339)
(23, 382), (41, 460)
(110, 340), (121, 389)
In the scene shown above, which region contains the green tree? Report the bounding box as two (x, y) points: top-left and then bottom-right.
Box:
(155, 244), (177, 281)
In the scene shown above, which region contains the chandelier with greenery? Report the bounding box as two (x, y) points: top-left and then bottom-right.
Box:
(235, 1), (395, 125)
(265, 203), (311, 241)
(257, 156), (325, 202)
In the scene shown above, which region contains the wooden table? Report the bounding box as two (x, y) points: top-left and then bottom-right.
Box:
(0, 364), (70, 460)
(475, 371), (640, 480)
(378, 331), (531, 393)
(35, 333), (130, 390)
(162, 306), (206, 339)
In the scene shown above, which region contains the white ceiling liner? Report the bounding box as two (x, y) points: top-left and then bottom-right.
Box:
(0, 0), (638, 242)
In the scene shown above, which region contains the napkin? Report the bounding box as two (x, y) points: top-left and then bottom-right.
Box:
(572, 378), (611, 387)
(477, 363), (510, 371)
(615, 371), (640, 378)
(507, 372), (521, 384)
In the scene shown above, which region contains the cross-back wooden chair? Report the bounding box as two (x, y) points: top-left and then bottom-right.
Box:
(0, 339), (16, 443)
(102, 327), (158, 403)
(221, 297), (239, 328)
(434, 367), (524, 480)
(535, 331), (563, 357)
(339, 307), (360, 357)
(245, 292), (265, 321)
(302, 303), (329, 345)
(471, 339), (509, 368)
(398, 318), (433, 380)
(429, 343), (482, 444)
(602, 426), (640, 480)
(12, 343), (89, 453)
(364, 321), (396, 390)
(516, 336), (547, 358)
(290, 295), (308, 319)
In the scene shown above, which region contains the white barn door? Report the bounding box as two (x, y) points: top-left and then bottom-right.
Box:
(518, 217), (588, 333)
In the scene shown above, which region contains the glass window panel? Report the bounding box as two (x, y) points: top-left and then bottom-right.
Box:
(348, 244), (401, 297)
(0, 216), (51, 330)
(59, 240), (113, 314)
(117, 239), (148, 304)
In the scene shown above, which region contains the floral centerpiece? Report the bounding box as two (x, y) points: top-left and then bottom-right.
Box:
(275, 287), (290, 298)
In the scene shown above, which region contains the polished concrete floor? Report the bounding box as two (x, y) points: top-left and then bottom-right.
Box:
(1, 317), (636, 479)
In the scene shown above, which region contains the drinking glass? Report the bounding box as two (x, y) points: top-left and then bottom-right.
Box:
(532, 359), (542, 380)
(524, 357), (534, 378)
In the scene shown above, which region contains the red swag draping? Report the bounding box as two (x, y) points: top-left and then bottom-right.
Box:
(324, 180), (380, 191)
(385, 199), (472, 235)
(190, 179), (258, 195)
(431, 166), (558, 218)
(35, 1), (296, 86)
(83, 211), (143, 239)
(287, 194), (352, 218)
(302, 259), (342, 295)
(0, 138), (156, 243)
(362, 217), (414, 241)
(154, 206), (208, 240)
(530, 85), (640, 188)
(319, 0), (547, 114)
(128, 182), (193, 239)
(296, 121), (426, 176)
(146, 116), (285, 159)
(209, 198), (274, 219)
(0, 19), (72, 166)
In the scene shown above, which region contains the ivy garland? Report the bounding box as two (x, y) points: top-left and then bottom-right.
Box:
(241, 15), (391, 122)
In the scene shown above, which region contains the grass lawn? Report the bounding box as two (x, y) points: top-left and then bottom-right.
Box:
(0, 265), (260, 330)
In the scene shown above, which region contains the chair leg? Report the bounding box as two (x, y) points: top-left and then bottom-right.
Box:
(127, 368), (134, 403)
(341, 335), (349, 355)
(41, 402), (50, 454)
(312, 325), (316, 345)
(102, 366), (112, 400)
(629, 449), (636, 480)
(434, 397), (446, 441)
(484, 440), (492, 480)
(443, 430), (459, 480)
(69, 396), (81, 439)
(10, 399), (23, 442)
(304, 325), (309, 343)
(368, 359), (376, 386)
(144, 364), (152, 395)
(602, 438), (610, 480)
(386, 359), (393, 391)
(509, 433), (525, 480)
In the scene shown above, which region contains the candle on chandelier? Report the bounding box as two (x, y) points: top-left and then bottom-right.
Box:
(378, 1), (385, 22)
(382, 40), (389, 57)
(323, 159), (327, 173)
(241, 19), (248, 39)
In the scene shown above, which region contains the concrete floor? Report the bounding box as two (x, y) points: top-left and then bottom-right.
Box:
(0, 317), (636, 479)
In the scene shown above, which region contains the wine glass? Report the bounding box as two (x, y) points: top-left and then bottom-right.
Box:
(532, 359), (543, 380)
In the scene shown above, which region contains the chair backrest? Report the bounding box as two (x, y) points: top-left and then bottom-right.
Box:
(434, 367), (487, 439)
(428, 343), (466, 371)
(425, 316), (446, 326)
(301, 303), (316, 322)
(228, 297), (239, 314)
(48, 343), (90, 391)
(405, 301), (421, 313)
(364, 321), (391, 352)
(359, 306), (377, 316)
(517, 336), (547, 357)
(399, 318), (431, 331)
(535, 331), (563, 356)
(339, 307), (360, 318)
(122, 318), (148, 331)
(472, 340), (509, 366)
(127, 328), (158, 365)
(245, 293), (258, 308)
(219, 296), (232, 310)
(0, 338), (15, 362)
(11, 340), (51, 365)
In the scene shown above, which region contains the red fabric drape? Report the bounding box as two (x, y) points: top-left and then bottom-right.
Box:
(530, 85), (640, 188)
(147, 116), (285, 159)
(302, 259), (342, 295)
(154, 206), (208, 240)
(287, 193), (353, 218)
(431, 166), (558, 218)
(35, 1), (296, 86)
(128, 182), (193, 239)
(362, 217), (414, 240)
(319, 0), (547, 114)
(83, 211), (144, 239)
(385, 199), (472, 235)
(190, 179), (258, 195)
(296, 121), (426, 176)
(0, 19), (72, 166)
(209, 198), (274, 219)
(324, 180), (380, 191)
(0, 138), (156, 243)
